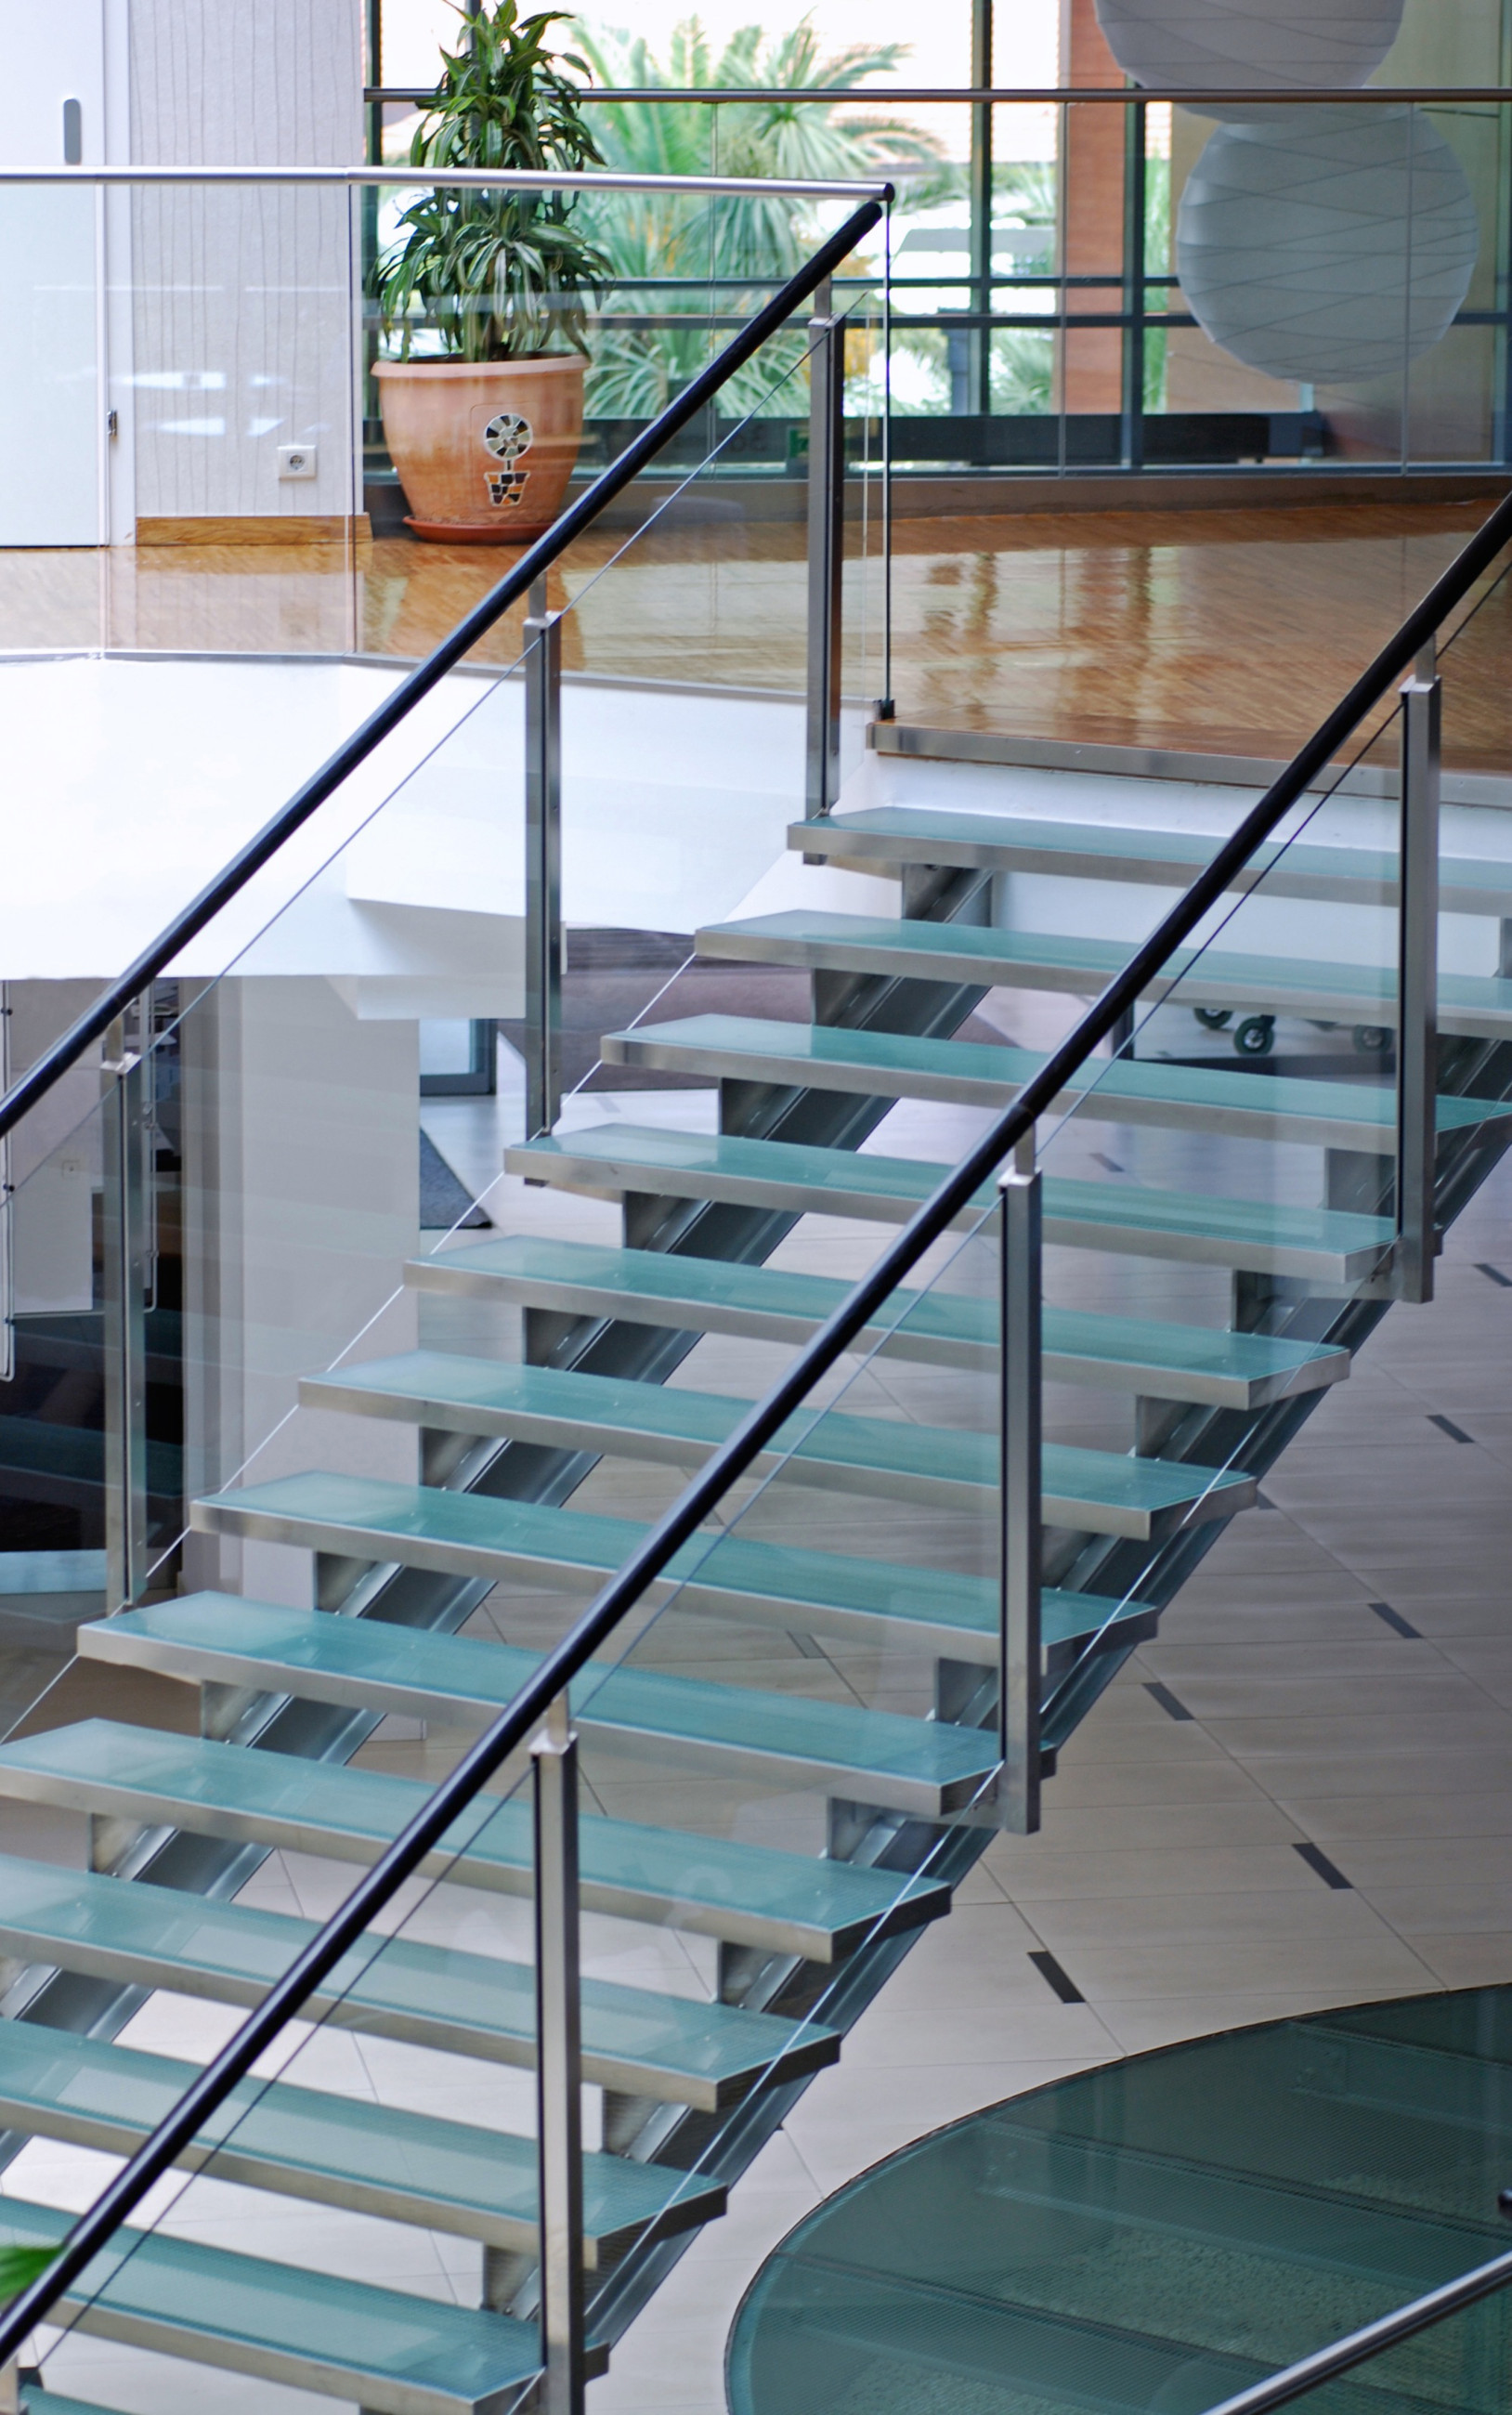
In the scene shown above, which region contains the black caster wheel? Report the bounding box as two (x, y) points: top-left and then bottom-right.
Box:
(1353, 1025), (1389, 1054)
(1193, 1007), (1232, 1031)
(1233, 1015), (1275, 1057)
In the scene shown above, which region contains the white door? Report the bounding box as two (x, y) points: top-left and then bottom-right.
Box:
(0, 7), (105, 546)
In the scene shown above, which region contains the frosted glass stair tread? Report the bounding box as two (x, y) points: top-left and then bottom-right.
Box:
(789, 803), (1512, 915)
(27, 1685), (950, 1960)
(596, 1012), (1510, 1151)
(697, 908), (1512, 1040)
(1000, 2016), (1512, 2219)
(0, 2194), (562, 2415)
(978, 2121), (1502, 2287)
(1317, 1991), (1512, 2068)
(0, 2017), (721, 2259)
(748, 2267), (1272, 2412)
(176, 1504), (1003, 1816)
(189, 1473), (1155, 1667)
(504, 1127), (1394, 1279)
(20, 2395), (128, 2415)
(408, 1235), (1348, 1405)
(0, 1856), (834, 2108)
(304, 1352), (1254, 1534)
(1263, 2020), (1512, 2157)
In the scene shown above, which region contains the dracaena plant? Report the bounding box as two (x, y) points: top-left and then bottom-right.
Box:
(373, 3), (613, 362)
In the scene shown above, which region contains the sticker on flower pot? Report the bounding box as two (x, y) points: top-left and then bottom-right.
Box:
(483, 411), (533, 509)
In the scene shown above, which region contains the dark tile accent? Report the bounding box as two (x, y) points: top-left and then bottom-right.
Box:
(1145, 1681), (1193, 1723)
(420, 1130), (490, 1232)
(1477, 1262), (1512, 1288)
(1369, 1599), (1420, 1638)
(1428, 1415), (1475, 1445)
(1294, 1841), (1352, 1891)
(1029, 1949), (1086, 2004)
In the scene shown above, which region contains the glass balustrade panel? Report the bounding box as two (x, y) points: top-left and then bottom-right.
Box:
(1014, 692), (1439, 1765)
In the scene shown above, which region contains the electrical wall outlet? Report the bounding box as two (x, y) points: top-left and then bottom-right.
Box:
(278, 443), (317, 480)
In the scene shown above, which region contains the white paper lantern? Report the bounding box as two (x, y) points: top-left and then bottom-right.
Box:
(1093, 0), (1406, 97)
(1175, 107), (1479, 384)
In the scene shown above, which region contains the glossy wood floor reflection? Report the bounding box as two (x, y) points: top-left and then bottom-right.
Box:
(7, 493), (1509, 765)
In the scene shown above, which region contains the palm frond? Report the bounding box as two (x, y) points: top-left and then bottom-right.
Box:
(569, 12), (937, 412)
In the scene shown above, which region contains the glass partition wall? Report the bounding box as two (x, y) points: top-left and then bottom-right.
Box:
(361, 71), (1512, 483)
(0, 163), (888, 691)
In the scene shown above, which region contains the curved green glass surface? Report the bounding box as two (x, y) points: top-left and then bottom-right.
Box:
(728, 1987), (1512, 2415)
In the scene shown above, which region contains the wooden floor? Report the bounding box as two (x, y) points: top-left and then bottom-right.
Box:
(8, 495), (1510, 768)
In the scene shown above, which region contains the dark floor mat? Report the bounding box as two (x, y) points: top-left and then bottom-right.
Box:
(421, 1129), (491, 1231)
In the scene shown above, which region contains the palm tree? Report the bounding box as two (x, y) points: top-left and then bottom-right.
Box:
(569, 15), (942, 420)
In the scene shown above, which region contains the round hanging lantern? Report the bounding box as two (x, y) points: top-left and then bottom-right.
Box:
(1175, 106), (1479, 384)
(1093, 0), (1406, 97)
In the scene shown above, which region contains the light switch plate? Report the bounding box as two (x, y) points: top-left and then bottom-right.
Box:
(278, 443), (317, 480)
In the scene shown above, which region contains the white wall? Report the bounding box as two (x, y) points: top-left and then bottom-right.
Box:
(126, 0), (364, 526)
(0, 8), (106, 545)
(178, 974), (419, 1607)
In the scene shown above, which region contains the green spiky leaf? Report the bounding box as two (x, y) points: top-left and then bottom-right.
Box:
(0, 2245), (58, 2304)
(372, 2), (613, 361)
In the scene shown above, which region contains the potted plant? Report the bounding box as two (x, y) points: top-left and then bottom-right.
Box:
(372, 3), (613, 543)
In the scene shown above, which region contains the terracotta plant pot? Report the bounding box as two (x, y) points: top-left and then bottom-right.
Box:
(374, 354), (584, 543)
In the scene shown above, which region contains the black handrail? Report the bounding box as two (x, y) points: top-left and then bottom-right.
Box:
(0, 190), (886, 1151)
(0, 317), (1508, 2382)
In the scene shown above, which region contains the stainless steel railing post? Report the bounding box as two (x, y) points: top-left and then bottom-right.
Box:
(533, 1687), (585, 2414)
(1396, 668), (1441, 1303)
(999, 1133), (1042, 1834)
(525, 580), (564, 1140)
(101, 999), (150, 1611)
(804, 281), (845, 820)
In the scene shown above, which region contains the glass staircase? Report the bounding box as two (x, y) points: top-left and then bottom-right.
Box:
(0, 212), (1510, 2415)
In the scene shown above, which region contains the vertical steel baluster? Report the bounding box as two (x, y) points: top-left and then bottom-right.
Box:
(1121, 98), (1148, 472)
(525, 579), (563, 1140)
(880, 202), (893, 721)
(101, 999), (150, 1612)
(999, 1134), (1042, 1835)
(804, 280), (845, 821)
(969, 0), (994, 423)
(534, 1688), (585, 2415)
(1396, 666), (1441, 1303)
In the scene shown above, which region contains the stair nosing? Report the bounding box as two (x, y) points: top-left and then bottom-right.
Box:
(403, 1238), (1349, 1408)
(0, 1856), (836, 2108)
(0, 2020), (723, 2260)
(298, 1354), (1254, 1538)
(502, 1129), (1392, 1280)
(596, 1012), (1507, 1154)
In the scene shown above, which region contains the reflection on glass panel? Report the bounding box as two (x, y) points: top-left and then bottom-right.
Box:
(381, 0), (983, 98)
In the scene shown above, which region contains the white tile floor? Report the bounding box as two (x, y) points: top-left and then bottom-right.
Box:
(579, 1148), (1512, 2414)
(17, 1095), (1512, 2414)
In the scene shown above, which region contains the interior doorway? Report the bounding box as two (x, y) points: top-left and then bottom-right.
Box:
(0, 7), (106, 547)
